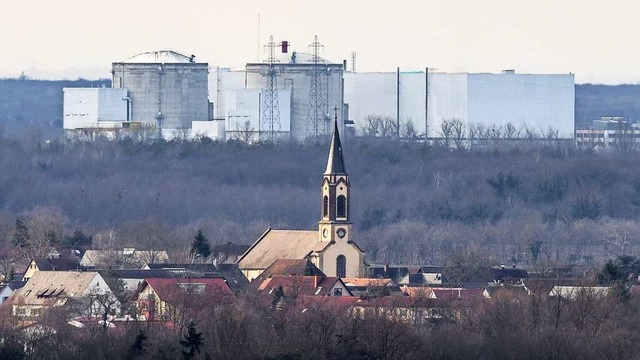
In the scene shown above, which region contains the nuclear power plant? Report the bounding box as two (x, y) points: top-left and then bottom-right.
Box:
(63, 36), (575, 142)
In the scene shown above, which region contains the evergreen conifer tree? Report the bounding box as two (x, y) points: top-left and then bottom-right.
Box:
(126, 329), (148, 360)
(180, 321), (204, 360)
(190, 230), (211, 259)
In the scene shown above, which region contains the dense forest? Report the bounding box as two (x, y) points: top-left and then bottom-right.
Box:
(1, 136), (640, 267)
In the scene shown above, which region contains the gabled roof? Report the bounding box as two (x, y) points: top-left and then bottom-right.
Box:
(522, 278), (590, 295)
(430, 288), (484, 300)
(143, 263), (219, 273)
(33, 257), (82, 272)
(250, 259), (325, 288)
(0, 281), (26, 292)
(483, 284), (529, 298)
(491, 267), (529, 281)
(8, 271), (102, 307)
(237, 229), (326, 270)
(401, 286), (435, 298)
(419, 266), (445, 274)
(142, 263), (249, 291)
(257, 275), (352, 297)
(98, 269), (197, 280)
(549, 286), (610, 299)
(211, 244), (251, 258)
(342, 277), (394, 288)
(137, 278), (234, 304)
(263, 259), (325, 278)
(324, 119), (347, 175)
(81, 249), (169, 268)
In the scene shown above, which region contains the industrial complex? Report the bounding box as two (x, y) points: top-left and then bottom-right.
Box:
(63, 37), (576, 143)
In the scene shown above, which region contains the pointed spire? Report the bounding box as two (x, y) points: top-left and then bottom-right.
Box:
(324, 116), (347, 175)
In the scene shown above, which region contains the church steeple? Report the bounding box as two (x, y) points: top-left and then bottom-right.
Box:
(320, 113), (351, 245)
(324, 119), (347, 175)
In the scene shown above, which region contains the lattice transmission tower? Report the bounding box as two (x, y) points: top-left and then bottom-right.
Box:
(261, 35), (281, 142)
(306, 35), (328, 139)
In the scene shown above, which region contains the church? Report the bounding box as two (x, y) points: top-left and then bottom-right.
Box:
(237, 121), (366, 281)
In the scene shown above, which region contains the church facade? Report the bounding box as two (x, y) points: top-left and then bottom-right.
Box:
(237, 121), (366, 281)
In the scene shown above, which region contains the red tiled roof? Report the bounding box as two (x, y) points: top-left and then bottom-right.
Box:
(143, 278), (234, 303)
(257, 275), (347, 297)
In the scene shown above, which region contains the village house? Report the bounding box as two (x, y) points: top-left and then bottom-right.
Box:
(142, 263), (249, 292)
(210, 243), (251, 264)
(341, 277), (397, 297)
(237, 121), (366, 281)
(22, 257), (82, 281)
(130, 277), (234, 322)
(548, 285), (611, 299)
(257, 275), (353, 299)
(7, 271), (120, 319)
(80, 248), (169, 268)
(0, 280), (26, 304)
(249, 259), (326, 289)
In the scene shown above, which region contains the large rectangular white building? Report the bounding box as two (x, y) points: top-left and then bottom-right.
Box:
(344, 71), (575, 139)
(63, 87), (129, 129)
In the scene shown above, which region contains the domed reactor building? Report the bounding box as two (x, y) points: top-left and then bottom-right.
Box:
(112, 50), (209, 137)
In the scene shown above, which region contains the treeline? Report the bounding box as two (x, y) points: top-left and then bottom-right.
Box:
(576, 84), (640, 127)
(2, 288), (640, 359)
(2, 137), (640, 266)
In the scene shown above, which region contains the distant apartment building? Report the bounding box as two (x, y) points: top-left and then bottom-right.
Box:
(576, 117), (640, 150)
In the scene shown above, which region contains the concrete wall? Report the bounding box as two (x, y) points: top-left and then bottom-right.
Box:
(344, 71), (575, 139)
(63, 88), (128, 129)
(112, 62), (209, 130)
(209, 68), (246, 116)
(246, 63), (344, 141)
(427, 73), (468, 137)
(466, 73), (575, 139)
(192, 120), (225, 140)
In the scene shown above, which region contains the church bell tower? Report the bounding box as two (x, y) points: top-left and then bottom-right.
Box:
(319, 116), (351, 245)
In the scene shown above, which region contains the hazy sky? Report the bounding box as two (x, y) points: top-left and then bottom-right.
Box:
(2, 0), (639, 84)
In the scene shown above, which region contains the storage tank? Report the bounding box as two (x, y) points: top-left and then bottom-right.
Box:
(112, 50), (209, 133)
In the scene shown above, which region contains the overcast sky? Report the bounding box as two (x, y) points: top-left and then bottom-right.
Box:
(2, 0), (638, 84)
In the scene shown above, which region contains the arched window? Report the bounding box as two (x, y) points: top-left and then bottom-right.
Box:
(323, 196), (329, 217)
(336, 255), (346, 278)
(336, 195), (346, 218)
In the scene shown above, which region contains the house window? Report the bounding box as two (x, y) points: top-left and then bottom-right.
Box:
(336, 255), (346, 278)
(336, 195), (346, 218)
(323, 196), (329, 217)
(333, 288), (343, 296)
